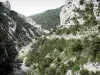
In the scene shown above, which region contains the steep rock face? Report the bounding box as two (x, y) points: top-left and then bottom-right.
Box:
(60, 0), (100, 28)
(0, 1), (15, 34)
(0, 1), (44, 47)
(0, 1), (43, 75)
(4, 0), (11, 10)
(9, 10), (41, 46)
(0, 2), (18, 75)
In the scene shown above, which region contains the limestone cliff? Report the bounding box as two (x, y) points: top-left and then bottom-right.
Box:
(60, 0), (100, 28)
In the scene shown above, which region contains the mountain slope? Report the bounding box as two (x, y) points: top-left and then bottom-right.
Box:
(24, 0), (100, 75)
(1, 0), (100, 75)
(9, 10), (41, 46)
(29, 6), (62, 30)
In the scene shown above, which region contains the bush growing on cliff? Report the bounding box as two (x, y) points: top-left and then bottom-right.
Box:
(72, 64), (80, 71)
(80, 70), (89, 75)
(71, 40), (83, 52)
(89, 37), (100, 60)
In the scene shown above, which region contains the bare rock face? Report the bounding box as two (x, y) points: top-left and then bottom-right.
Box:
(60, 0), (100, 28)
(4, 0), (11, 10)
(0, 1), (41, 75)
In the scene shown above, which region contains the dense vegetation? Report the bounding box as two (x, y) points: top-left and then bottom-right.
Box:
(24, 2), (100, 75)
(24, 35), (100, 75)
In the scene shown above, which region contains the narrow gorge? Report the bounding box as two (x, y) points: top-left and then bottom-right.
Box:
(1, 0), (100, 75)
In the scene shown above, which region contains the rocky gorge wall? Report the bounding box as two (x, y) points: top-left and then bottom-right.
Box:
(60, 0), (100, 28)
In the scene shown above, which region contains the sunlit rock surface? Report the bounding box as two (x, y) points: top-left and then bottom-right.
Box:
(60, 0), (100, 28)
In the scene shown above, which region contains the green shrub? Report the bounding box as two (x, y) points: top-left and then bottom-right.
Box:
(79, 0), (84, 5)
(80, 70), (89, 75)
(89, 71), (95, 75)
(96, 51), (100, 62)
(72, 64), (80, 71)
(95, 71), (100, 75)
(90, 37), (100, 58)
(59, 64), (67, 75)
(71, 40), (83, 52)
(67, 61), (74, 69)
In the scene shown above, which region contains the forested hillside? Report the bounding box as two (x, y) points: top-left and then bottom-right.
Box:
(29, 6), (62, 30)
